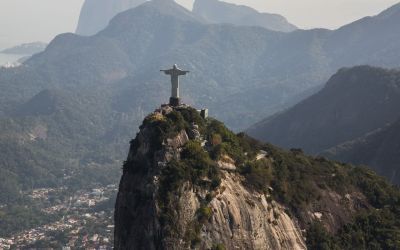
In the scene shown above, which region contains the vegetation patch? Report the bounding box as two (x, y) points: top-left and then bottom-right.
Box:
(142, 108), (219, 246)
(158, 140), (221, 235)
(211, 243), (227, 250)
(307, 206), (400, 250)
(0, 202), (57, 237)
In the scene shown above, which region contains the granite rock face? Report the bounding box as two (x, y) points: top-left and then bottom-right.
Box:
(199, 172), (306, 250)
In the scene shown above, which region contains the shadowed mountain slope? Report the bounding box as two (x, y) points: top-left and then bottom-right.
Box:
(247, 66), (400, 184)
(247, 66), (400, 154)
(324, 118), (400, 184)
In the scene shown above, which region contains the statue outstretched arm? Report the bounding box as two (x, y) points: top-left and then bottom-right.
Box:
(160, 69), (174, 75)
(177, 70), (189, 75)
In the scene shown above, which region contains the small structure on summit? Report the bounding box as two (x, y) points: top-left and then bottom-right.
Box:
(160, 64), (208, 118)
(161, 64), (189, 106)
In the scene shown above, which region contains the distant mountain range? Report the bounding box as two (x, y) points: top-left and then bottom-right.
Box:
(1, 42), (47, 55)
(28, 1), (400, 130)
(2, 0), (400, 202)
(192, 0), (297, 32)
(247, 66), (400, 183)
(76, 0), (297, 36)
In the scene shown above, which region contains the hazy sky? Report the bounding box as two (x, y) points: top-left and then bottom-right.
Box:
(0, 0), (399, 49)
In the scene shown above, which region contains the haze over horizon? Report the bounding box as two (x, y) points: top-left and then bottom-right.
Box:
(0, 0), (399, 49)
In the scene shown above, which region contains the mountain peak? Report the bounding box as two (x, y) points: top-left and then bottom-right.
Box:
(325, 66), (400, 90)
(103, 0), (202, 32)
(114, 103), (400, 249)
(114, 105), (307, 249)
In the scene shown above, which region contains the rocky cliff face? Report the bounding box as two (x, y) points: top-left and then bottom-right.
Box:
(115, 105), (400, 249)
(199, 172), (305, 249)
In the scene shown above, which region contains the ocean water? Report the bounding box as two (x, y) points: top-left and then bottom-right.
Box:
(0, 53), (25, 66)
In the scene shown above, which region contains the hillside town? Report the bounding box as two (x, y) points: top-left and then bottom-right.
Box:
(0, 185), (117, 249)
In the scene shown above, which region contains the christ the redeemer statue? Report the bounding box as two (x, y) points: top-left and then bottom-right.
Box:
(161, 64), (189, 106)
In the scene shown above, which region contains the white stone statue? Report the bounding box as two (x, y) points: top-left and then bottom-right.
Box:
(161, 64), (189, 106)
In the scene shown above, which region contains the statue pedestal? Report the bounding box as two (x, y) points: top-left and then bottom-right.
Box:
(169, 97), (181, 106)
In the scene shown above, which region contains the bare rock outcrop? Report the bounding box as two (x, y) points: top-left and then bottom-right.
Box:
(201, 172), (305, 249)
